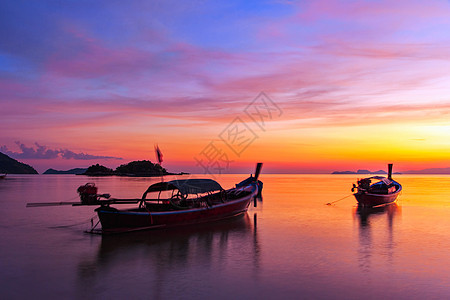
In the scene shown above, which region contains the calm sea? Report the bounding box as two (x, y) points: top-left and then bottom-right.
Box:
(0, 174), (449, 299)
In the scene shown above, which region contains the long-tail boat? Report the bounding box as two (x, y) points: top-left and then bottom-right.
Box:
(351, 164), (402, 207)
(27, 163), (263, 234)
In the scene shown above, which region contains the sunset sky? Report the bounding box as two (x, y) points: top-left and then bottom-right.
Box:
(1, 0), (449, 174)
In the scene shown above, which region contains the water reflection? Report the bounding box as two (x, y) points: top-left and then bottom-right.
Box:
(355, 204), (400, 272)
(76, 213), (260, 298)
(356, 203), (399, 227)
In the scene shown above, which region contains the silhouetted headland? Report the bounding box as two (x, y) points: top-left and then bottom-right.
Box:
(0, 152), (38, 174)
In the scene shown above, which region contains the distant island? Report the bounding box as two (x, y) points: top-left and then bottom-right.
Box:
(0, 151), (188, 176)
(0, 152), (38, 174)
(401, 167), (450, 175)
(332, 167), (450, 175)
(43, 168), (88, 175)
(332, 169), (401, 175)
(82, 160), (189, 177)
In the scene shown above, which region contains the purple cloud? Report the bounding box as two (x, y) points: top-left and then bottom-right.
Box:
(0, 142), (122, 160)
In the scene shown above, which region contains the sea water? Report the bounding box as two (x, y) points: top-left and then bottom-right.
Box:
(0, 174), (449, 299)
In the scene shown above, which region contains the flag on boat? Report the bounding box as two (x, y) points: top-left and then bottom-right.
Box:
(155, 144), (163, 165)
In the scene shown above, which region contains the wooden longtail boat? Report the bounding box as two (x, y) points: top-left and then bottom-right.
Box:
(27, 163), (263, 234)
(352, 164), (402, 207)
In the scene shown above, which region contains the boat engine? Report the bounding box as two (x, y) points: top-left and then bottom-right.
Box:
(77, 183), (98, 204)
(355, 178), (371, 191)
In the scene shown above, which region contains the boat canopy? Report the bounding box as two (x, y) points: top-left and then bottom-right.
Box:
(142, 179), (223, 198)
(367, 176), (392, 186)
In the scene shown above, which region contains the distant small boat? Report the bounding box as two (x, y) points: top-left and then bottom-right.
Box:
(0, 174), (6, 179)
(352, 164), (402, 207)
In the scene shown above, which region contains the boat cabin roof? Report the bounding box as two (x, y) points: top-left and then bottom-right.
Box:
(144, 179), (223, 196)
(367, 176), (392, 186)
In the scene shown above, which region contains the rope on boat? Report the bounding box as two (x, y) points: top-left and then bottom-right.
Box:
(65, 195), (80, 202)
(142, 202), (154, 225)
(89, 217), (101, 233)
(49, 214), (98, 229)
(326, 194), (353, 206)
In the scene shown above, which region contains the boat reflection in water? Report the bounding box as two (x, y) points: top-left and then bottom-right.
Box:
(76, 213), (260, 299)
(356, 203), (400, 227)
(355, 203), (401, 272)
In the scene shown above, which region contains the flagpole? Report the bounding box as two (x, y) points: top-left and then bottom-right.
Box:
(155, 144), (164, 182)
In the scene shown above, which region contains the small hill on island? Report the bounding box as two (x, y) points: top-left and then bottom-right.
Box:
(43, 168), (87, 175)
(0, 152), (38, 174)
(83, 164), (115, 176)
(82, 160), (174, 177)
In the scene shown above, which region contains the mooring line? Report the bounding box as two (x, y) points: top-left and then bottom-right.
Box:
(49, 214), (98, 228)
(326, 194), (353, 206)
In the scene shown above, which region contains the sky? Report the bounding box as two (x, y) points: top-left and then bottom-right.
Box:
(1, 0), (449, 174)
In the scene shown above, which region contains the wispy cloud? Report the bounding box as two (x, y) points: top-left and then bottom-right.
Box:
(0, 142), (122, 160)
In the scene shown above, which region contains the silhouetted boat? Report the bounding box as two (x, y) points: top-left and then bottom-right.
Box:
(0, 174), (6, 179)
(352, 164), (402, 207)
(28, 163), (263, 234)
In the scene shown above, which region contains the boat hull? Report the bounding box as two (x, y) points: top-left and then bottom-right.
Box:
(354, 190), (400, 207)
(96, 187), (257, 233)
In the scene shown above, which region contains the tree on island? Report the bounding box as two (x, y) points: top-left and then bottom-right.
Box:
(83, 164), (115, 176)
(115, 160), (167, 176)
